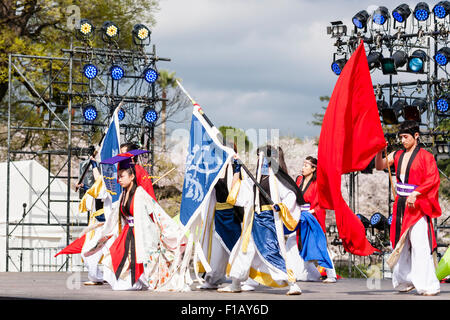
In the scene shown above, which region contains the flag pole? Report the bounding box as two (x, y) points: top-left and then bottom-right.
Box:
(176, 80), (275, 206)
(385, 146), (397, 198)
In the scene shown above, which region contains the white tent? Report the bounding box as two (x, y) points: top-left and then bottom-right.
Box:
(0, 160), (86, 272)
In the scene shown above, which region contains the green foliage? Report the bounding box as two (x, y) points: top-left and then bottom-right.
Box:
(218, 126), (253, 153)
(309, 96), (329, 127)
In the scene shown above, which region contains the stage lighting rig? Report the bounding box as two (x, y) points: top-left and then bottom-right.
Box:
(331, 55), (347, 75)
(435, 47), (450, 66)
(357, 214), (371, 229)
(82, 105), (98, 122)
(352, 10), (369, 31)
(407, 50), (427, 73)
(392, 4), (412, 24)
(132, 24), (151, 46)
(414, 2), (430, 21)
(404, 98), (427, 122)
(101, 21), (120, 42)
(370, 212), (389, 231)
(83, 64), (98, 80)
(434, 1), (450, 19)
(436, 93), (450, 114)
(143, 107), (158, 124)
(76, 19), (95, 40)
(327, 21), (347, 38)
(434, 141), (450, 160)
(373, 6), (390, 25)
(379, 100), (404, 124)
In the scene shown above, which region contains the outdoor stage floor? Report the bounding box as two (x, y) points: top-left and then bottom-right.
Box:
(0, 272), (448, 300)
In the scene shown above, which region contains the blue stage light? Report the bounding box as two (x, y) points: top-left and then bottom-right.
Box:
(407, 50), (427, 73)
(83, 105), (98, 121)
(110, 65), (124, 80)
(434, 47), (450, 66)
(434, 1), (450, 19)
(83, 64), (98, 80)
(392, 4), (411, 23)
(118, 108), (125, 121)
(352, 10), (369, 29)
(437, 96), (449, 113)
(370, 212), (388, 230)
(388, 215), (393, 226)
(331, 58), (347, 75)
(144, 68), (158, 83)
(144, 108), (158, 124)
(373, 6), (389, 25)
(414, 2), (430, 21)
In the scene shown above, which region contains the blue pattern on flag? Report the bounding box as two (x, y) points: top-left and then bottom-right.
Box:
(100, 114), (121, 203)
(180, 114), (230, 226)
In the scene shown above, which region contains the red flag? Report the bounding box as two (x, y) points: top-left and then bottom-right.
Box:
(317, 41), (385, 256)
(54, 234), (86, 257)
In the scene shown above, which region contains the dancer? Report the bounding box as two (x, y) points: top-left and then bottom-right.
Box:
(197, 158), (244, 289)
(56, 156), (114, 286)
(218, 145), (303, 295)
(375, 120), (441, 296)
(90, 151), (187, 291)
(286, 156), (336, 283)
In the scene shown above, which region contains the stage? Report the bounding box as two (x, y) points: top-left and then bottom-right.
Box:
(0, 272), (448, 300)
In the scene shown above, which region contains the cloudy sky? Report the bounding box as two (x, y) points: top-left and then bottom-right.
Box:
(150, 0), (431, 139)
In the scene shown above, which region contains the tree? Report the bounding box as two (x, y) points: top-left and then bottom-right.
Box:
(0, 0), (160, 157)
(218, 126), (253, 154)
(309, 96), (330, 127)
(156, 70), (180, 151)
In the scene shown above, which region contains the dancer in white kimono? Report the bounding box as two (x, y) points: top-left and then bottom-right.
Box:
(88, 151), (188, 291)
(218, 145), (303, 295)
(197, 160), (244, 289)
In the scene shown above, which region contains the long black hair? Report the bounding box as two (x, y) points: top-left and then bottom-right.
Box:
(256, 144), (304, 206)
(305, 156), (318, 181)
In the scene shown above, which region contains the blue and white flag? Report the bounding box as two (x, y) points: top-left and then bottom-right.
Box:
(180, 104), (235, 228)
(99, 107), (122, 203)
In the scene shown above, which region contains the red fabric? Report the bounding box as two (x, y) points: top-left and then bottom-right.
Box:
(296, 176), (327, 233)
(135, 164), (156, 201)
(391, 148), (442, 250)
(54, 234), (86, 257)
(317, 41), (385, 256)
(110, 193), (144, 284)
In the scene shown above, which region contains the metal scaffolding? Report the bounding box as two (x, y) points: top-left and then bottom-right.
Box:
(5, 38), (170, 272)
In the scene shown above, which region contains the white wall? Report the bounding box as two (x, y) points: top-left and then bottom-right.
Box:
(0, 160), (85, 272)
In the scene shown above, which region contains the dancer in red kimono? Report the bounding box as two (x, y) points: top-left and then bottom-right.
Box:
(290, 156), (336, 283)
(375, 120), (441, 296)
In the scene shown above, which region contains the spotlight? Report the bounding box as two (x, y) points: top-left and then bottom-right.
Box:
(414, 2), (430, 21)
(404, 98), (427, 122)
(132, 24), (151, 45)
(110, 65), (124, 80)
(118, 108), (125, 121)
(83, 105), (98, 122)
(144, 68), (158, 83)
(381, 58), (397, 75)
(407, 50), (427, 73)
(331, 58), (347, 75)
(381, 50), (408, 74)
(102, 21), (120, 41)
(434, 141), (450, 160)
(357, 214), (371, 229)
(392, 4), (411, 23)
(352, 10), (369, 29)
(373, 6), (389, 25)
(327, 21), (347, 38)
(144, 108), (158, 124)
(370, 212), (388, 230)
(388, 215), (393, 226)
(367, 52), (383, 70)
(436, 94), (449, 113)
(434, 1), (450, 19)
(434, 47), (450, 66)
(380, 100), (404, 124)
(83, 64), (98, 80)
(77, 19), (95, 38)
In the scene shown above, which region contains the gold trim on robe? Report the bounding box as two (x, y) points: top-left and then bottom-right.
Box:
(226, 179), (241, 206)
